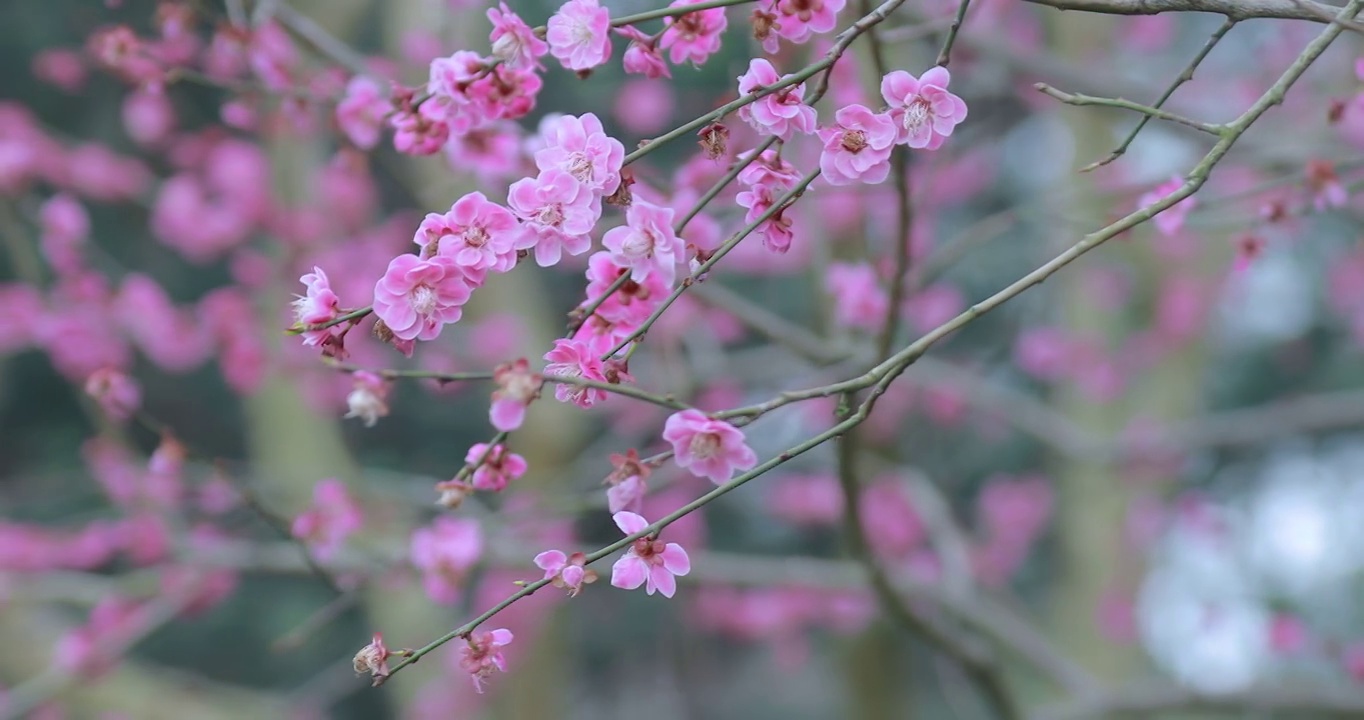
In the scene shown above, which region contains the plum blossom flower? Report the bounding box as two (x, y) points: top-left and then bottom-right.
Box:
(601, 199), (683, 285)
(491, 358), (542, 430)
(410, 517), (483, 604)
(825, 262), (887, 330)
(391, 101), (450, 156)
(345, 371), (391, 427)
(417, 192), (520, 272)
(584, 251), (670, 330)
(737, 59), (816, 141)
(507, 170), (599, 266)
(880, 67), (967, 150)
(547, 0), (612, 72)
(465, 443), (527, 492)
(1138, 176), (1194, 237)
(84, 367), (141, 420)
(534, 113), (625, 199)
(353, 633), (393, 683)
(662, 409), (758, 484)
(291, 478), (364, 561)
(336, 76), (393, 150)
(1306, 159), (1349, 210)
(53, 596), (148, 678)
(543, 338), (610, 408)
(605, 448), (652, 513)
(293, 266), (342, 348)
(610, 511), (691, 597)
(488, 2), (548, 70)
(534, 549), (599, 596)
(817, 104), (898, 185)
(660, 0), (728, 66)
(372, 254), (475, 341)
(618, 26), (670, 78)
(771, 0), (846, 45)
(458, 628), (513, 693)
(736, 149), (802, 252)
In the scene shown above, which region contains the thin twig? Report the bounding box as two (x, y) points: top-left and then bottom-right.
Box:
(1035, 83), (1224, 135)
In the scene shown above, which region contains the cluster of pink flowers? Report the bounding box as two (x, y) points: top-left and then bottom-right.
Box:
(291, 479), (365, 561)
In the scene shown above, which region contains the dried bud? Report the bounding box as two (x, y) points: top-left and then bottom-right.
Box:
(353, 633), (392, 684)
(698, 122), (730, 160)
(751, 9), (779, 45)
(434, 479), (473, 509)
(605, 168), (635, 207)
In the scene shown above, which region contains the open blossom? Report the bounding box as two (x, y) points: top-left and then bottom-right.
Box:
(491, 358), (542, 430)
(771, 0), (846, 44)
(663, 409), (758, 484)
(1138, 176), (1194, 237)
(411, 517), (483, 604)
(737, 59), (817, 141)
(507, 169), (599, 266)
(660, 0), (728, 66)
(547, 0), (612, 72)
(818, 104), (898, 185)
(488, 2), (548, 69)
(826, 262), (888, 330)
(880, 67), (967, 150)
(610, 511), (691, 598)
(543, 337), (610, 408)
(602, 199), (683, 285)
(534, 113), (624, 199)
(618, 26), (670, 78)
(417, 192), (520, 271)
(391, 101), (450, 156)
(336, 76), (393, 150)
(291, 478), (364, 561)
(293, 266), (342, 347)
(345, 371), (391, 427)
(372, 254), (475, 341)
(458, 628), (513, 693)
(535, 549), (599, 596)
(465, 443), (527, 492)
(584, 251), (669, 329)
(85, 367), (141, 420)
(605, 448), (652, 513)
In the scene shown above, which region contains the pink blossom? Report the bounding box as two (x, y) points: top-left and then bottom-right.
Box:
(121, 88), (175, 147)
(584, 251), (670, 329)
(610, 511), (691, 597)
(293, 266), (343, 349)
(1013, 326), (1072, 381)
(660, 0), (728, 66)
(737, 59), (817, 141)
(465, 443), (528, 492)
(372, 254), (475, 341)
(1138, 176), (1194, 237)
(546, 0), (612, 72)
(418, 192), (520, 272)
(32, 48), (87, 93)
(605, 448), (653, 513)
(736, 149), (802, 253)
(534, 112), (624, 198)
(614, 79), (675, 135)
(768, 473), (844, 526)
(825, 262), (887, 330)
(817, 104), (898, 185)
(345, 371), (391, 427)
(506, 169), (599, 266)
(618, 26), (670, 78)
(336, 76), (393, 150)
(411, 517), (483, 604)
(771, 0), (846, 44)
(662, 409), (758, 484)
(534, 549), (598, 596)
(491, 358), (542, 430)
(291, 478), (364, 561)
(391, 101), (450, 156)
(458, 628), (513, 693)
(53, 596), (147, 678)
(1306, 159), (1348, 210)
(880, 67), (967, 150)
(39, 193), (89, 274)
(489, 2), (548, 69)
(446, 122), (525, 185)
(602, 199), (683, 284)
(84, 368), (141, 420)
(543, 338), (610, 408)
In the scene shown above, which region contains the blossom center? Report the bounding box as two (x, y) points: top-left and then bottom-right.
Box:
(567, 151), (594, 183)
(689, 431), (721, 460)
(903, 97), (930, 134)
(840, 129), (868, 153)
(537, 203), (565, 227)
(621, 229), (656, 259)
(464, 226), (489, 248)
(410, 284), (438, 315)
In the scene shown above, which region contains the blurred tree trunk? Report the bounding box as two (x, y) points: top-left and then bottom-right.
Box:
(1046, 15), (1143, 685)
